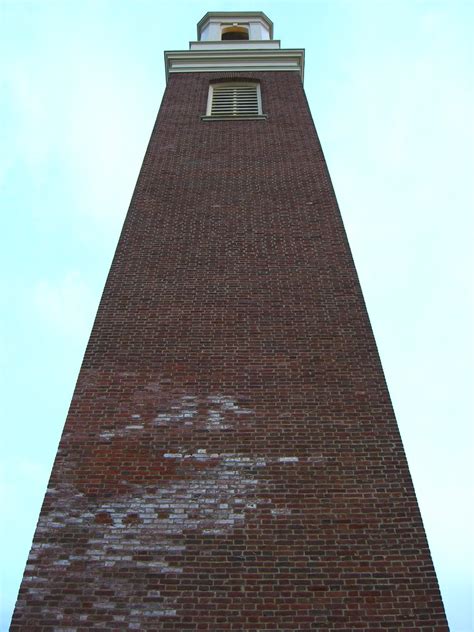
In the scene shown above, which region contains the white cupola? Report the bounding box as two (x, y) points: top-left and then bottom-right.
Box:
(164, 12), (304, 81)
(197, 12), (273, 44)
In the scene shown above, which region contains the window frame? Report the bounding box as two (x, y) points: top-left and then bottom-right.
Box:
(201, 81), (267, 122)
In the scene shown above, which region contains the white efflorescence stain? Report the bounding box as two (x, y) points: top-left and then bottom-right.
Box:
(21, 389), (325, 627)
(152, 394), (253, 431)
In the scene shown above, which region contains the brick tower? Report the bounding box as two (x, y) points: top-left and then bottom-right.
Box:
(12, 12), (448, 630)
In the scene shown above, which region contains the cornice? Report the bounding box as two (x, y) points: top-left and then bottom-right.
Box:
(164, 49), (305, 83)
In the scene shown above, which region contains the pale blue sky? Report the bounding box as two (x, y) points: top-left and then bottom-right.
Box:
(1, 1), (472, 630)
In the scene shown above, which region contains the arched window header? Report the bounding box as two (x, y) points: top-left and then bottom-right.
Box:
(221, 25), (249, 40)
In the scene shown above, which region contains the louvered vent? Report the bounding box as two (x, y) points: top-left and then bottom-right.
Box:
(209, 82), (261, 118)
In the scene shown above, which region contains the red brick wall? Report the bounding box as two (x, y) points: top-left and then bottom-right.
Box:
(12, 71), (448, 630)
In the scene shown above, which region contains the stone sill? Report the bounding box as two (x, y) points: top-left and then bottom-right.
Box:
(201, 114), (268, 122)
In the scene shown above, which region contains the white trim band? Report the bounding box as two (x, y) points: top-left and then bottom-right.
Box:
(164, 49), (305, 82)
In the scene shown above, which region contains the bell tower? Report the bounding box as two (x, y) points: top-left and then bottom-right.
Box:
(12, 12), (448, 630)
(165, 11), (303, 81)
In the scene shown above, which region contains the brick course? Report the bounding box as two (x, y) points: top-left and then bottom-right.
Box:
(11, 71), (448, 630)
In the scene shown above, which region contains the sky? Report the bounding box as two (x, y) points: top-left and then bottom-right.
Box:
(0, 0), (472, 629)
